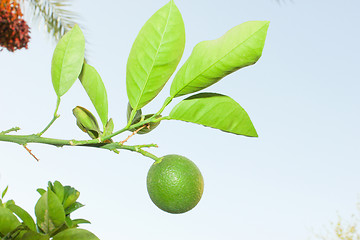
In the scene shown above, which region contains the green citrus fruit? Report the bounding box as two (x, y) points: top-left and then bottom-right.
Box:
(146, 154), (204, 214)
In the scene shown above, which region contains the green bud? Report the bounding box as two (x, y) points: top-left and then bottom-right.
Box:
(73, 106), (101, 139)
(127, 102), (142, 125)
(103, 118), (114, 137)
(137, 114), (162, 134)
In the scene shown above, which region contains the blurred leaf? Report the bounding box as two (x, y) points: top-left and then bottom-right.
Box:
(62, 186), (79, 210)
(79, 63), (109, 127)
(71, 218), (91, 226)
(21, 231), (50, 240)
(64, 202), (84, 215)
(35, 189), (65, 234)
(47, 181), (54, 191)
(51, 25), (85, 97)
(169, 93), (258, 137)
(126, 0), (185, 110)
(64, 216), (72, 227)
(6, 204), (37, 232)
(37, 188), (46, 196)
(1, 186), (8, 199)
(53, 181), (65, 203)
(52, 228), (99, 240)
(0, 206), (21, 236)
(170, 21), (270, 97)
(4, 200), (15, 208)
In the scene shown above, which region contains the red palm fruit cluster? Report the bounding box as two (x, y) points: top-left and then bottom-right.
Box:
(0, 0), (30, 52)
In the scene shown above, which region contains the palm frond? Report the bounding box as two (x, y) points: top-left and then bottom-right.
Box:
(21, 0), (82, 42)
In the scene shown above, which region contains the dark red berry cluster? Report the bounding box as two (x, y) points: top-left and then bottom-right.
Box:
(0, 0), (30, 52)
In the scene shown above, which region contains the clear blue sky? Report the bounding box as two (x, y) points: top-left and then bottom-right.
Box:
(1, 0), (360, 239)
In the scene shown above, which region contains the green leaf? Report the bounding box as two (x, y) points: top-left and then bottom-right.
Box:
(62, 186), (79, 210)
(79, 63), (109, 127)
(170, 21), (270, 97)
(126, 0), (185, 110)
(52, 228), (99, 240)
(51, 25), (85, 97)
(37, 188), (46, 196)
(6, 204), (36, 231)
(21, 231), (50, 240)
(1, 186), (8, 199)
(53, 181), (65, 203)
(35, 189), (66, 234)
(64, 216), (72, 227)
(4, 200), (15, 208)
(0, 206), (20, 236)
(71, 219), (91, 226)
(169, 93), (258, 137)
(64, 202), (84, 215)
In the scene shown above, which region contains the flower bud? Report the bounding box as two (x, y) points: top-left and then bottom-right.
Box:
(73, 106), (101, 139)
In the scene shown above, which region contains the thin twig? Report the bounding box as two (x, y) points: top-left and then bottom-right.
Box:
(120, 125), (148, 144)
(23, 145), (39, 161)
(0, 127), (20, 135)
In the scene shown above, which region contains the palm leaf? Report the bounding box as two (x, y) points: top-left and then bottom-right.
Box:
(21, 0), (82, 42)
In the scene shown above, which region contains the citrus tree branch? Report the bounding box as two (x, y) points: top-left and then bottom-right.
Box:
(0, 133), (160, 161)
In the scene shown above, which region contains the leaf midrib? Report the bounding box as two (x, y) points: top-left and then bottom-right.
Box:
(57, 29), (75, 95)
(134, 1), (173, 110)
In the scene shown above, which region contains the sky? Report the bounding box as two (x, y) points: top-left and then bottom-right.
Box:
(1, 0), (360, 239)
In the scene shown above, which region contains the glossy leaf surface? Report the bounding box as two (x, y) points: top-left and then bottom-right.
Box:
(126, 0), (185, 110)
(52, 228), (99, 240)
(7, 203), (36, 231)
(35, 190), (65, 234)
(170, 21), (269, 97)
(51, 25), (85, 97)
(169, 93), (258, 137)
(79, 63), (108, 127)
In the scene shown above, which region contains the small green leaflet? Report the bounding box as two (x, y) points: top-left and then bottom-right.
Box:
(79, 63), (109, 127)
(126, 0), (185, 110)
(170, 21), (269, 97)
(1, 186), (8, 199)
(51, 25), (85, 97)
(169, 93), (258, 137)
